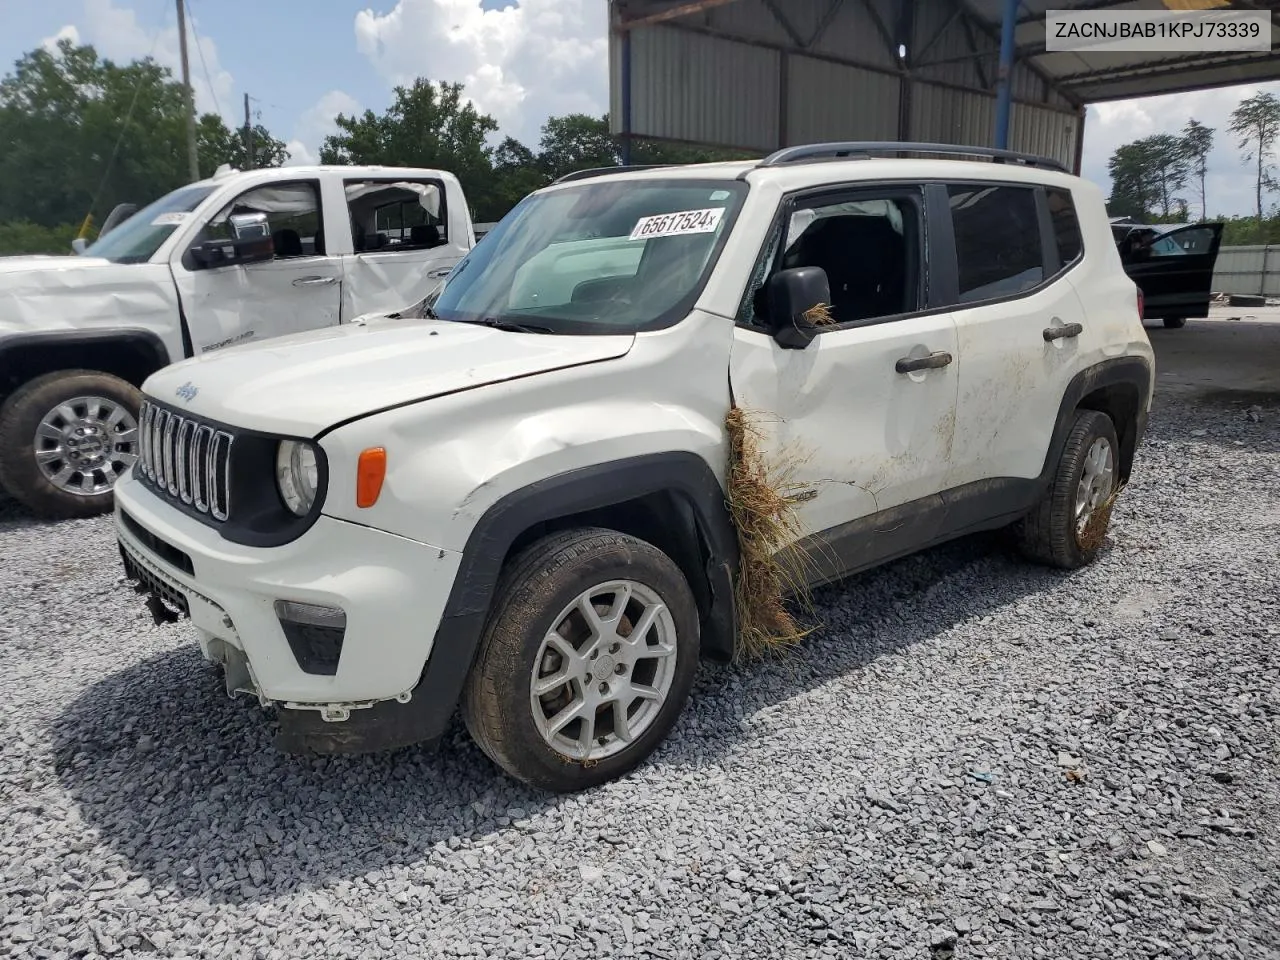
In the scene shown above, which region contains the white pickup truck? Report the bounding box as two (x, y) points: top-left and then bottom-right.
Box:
(0, 164), (475, 518)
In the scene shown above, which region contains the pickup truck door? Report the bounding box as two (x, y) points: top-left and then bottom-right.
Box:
(336, 176), (470, 318)
(170, 177), (342, 354)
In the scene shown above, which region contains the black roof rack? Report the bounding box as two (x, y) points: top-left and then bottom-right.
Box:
(757, 141), (1069, 174)
(551, 164), (673, 185)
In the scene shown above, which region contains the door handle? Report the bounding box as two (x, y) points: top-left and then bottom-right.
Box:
(293, 275), (337, 287)
(1043, 322), (1083, 341)
(895, 351), (953, 374)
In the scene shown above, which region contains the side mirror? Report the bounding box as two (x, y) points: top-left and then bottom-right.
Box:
(767, 266), (833, 349)
(71, 238), (88, 255)
(189, 234), (276, 269)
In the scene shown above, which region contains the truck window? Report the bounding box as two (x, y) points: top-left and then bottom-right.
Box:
(344, 179), (448, 253)
(200, 181), (325, 258)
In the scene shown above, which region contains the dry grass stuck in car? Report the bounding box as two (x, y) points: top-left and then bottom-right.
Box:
(724, 405), (817, 660)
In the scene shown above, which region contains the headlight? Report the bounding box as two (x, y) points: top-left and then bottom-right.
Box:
(276, 440), (320, 516)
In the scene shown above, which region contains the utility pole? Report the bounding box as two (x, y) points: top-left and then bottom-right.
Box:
(175, 0), (199, 181)
(243, 93), (254, 169)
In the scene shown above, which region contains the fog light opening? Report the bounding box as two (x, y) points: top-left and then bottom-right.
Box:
(275, 600), (347, 676)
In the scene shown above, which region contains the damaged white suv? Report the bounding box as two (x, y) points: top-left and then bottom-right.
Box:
(114, 142), (1154, 792)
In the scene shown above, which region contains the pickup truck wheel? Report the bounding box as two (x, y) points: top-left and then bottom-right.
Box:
(461, 528), (699, 792)
(1016, 409), (1119, 570)
(0, 370), (142, 519)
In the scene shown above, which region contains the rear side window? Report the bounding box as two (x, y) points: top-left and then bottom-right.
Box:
(1046, 187), (1083, 267)
(948, 184), (1043, 303)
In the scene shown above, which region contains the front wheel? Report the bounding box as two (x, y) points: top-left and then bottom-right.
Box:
(0, 370), (142, 519)
(1015, 409), (1119, 570)
(1163, 317), (1186, 329)
(461, 528), (700, 792)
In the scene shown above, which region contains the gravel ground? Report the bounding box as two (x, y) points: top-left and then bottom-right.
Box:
(1, 390), (1278, 960)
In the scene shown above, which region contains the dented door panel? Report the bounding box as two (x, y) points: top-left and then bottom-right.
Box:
(728, 313), (960, 543)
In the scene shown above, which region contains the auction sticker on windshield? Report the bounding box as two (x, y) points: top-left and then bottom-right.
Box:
(151, 212), (191, 226)
(629, 207), (724, 240)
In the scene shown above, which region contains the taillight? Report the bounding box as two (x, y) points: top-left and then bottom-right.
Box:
(1136, 286), (1144, 320)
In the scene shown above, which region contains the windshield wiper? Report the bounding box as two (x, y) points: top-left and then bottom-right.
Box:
(463, 317), (555, 334)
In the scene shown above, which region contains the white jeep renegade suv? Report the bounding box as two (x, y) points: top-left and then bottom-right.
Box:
(113, 142), (1154, 792)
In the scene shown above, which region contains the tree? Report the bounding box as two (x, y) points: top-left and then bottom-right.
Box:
(0, 39), (289, 232)
(199, 117), (289, 170)
(1107, 141), (1157, 220)
(1143, 133), (1188, 219)
(1106, 134), (1188, 220)
(537, 114), (620, 179)
(490, 136), (550, 216)
(1228, 91), (1280, 224)
(1180, 118), (1214, 219)
(320, 79), (498, 217)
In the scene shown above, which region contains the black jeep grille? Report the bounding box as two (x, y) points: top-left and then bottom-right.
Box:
(137, 401), (233, 521)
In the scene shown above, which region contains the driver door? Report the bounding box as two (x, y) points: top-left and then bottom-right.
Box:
(728, 185), (959, 586)
(171, 179), (342, 354)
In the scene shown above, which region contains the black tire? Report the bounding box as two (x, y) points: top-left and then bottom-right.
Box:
(461, 527), (700, 792)
(1163, 316), (1186, 329)
(0, 370), (142, 519)
(1016, 409), (1120, 570)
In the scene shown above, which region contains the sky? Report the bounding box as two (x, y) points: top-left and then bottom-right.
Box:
(1, 0), (1277, 218)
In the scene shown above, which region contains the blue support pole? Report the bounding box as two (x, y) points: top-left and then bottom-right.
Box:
(620, 27), (633, 166)
(994, 0), (1018, 150)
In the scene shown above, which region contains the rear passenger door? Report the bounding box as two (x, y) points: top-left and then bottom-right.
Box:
(938, 181), (1087, 495)
(339, 177), (469, 318)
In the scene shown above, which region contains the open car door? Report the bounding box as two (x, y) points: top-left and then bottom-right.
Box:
(1118, 222), (1224, 324)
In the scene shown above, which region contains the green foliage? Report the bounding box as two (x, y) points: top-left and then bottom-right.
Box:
(1228, 92), (1280, 223)
(1181, 118), (1214, 219)
(0, 39), (289, 241)
(1105, 134), (1187, 220)
(0, 221), (78, 257)
(1220, 213), (1280, 246)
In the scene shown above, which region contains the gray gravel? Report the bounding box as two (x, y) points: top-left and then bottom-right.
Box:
(2, 390), (1279, 960)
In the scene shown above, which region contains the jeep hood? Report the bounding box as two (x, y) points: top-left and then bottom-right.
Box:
(143, 316), (636, 436)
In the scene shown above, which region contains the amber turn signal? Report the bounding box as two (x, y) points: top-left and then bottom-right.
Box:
(356, 447), (387, 508)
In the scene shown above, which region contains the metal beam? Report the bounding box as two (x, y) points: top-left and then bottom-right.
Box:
(960, 13), (992, 87)
(652, 20), (1080, 115)
(914, 6), (965, 64)
(805, 0), (845, 49)
(958, 1), (1078, 106)
(853, 0), (897, 58)
(1015, 0), (1136, 27)
(618, 0), (742, 29)
(760, 0), (805, 47)
(1054, 46), (1280, 85)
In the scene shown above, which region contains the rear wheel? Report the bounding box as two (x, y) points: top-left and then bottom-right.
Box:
(1016, 409), (1119, 570)
(1163, 316), (1186, 329)
(0, 370), (142, 519)
(461, 528), (699, 792)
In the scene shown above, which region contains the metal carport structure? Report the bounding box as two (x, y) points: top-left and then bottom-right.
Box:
(608, 0), (1280, 172)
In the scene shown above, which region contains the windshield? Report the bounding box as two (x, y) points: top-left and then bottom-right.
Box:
(84, 184), (216, 264)
(431, 179), (747, 333)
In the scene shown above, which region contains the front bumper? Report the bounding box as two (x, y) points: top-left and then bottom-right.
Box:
(114, 472), (469, 751)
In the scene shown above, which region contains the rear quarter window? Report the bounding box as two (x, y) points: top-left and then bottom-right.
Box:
(1046, 187), (1083, 267)
(948, 184), (1043, 303)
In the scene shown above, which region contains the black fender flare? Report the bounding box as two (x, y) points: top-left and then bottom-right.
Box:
(275, 452), (741, 756)
(1040, 356), (1152, 484)
(0, 328), (173, 379)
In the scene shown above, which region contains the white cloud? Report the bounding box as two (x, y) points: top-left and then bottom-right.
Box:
(352, 0), (608, 146)
(284, 90), (363, 166)
(1081, 81), (1280, 218)
(46, 0), (236, 125)
(41, 24), (81, 53)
